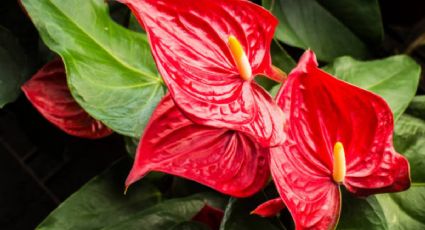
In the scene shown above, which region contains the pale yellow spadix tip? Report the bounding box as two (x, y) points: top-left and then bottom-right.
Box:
(124, 186), (129, 195)
(228, 35), (252, 81)
(332, 142), (346, 184)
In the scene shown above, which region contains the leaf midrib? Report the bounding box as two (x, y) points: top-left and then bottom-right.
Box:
(81, 83), (162, 111)
(47, 0), (160, 82)
(366, 68), (411, 91)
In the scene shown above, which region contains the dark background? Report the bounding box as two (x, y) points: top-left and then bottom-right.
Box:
(1, 0), (425, 229)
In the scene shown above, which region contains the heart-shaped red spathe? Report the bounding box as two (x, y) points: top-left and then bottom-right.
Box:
(21, 59), (113, 139)
(120, 0), (284, 147)
(251, 197), (286, 218)
(265, 50), (410, 229)
(126, 94), (270, 197)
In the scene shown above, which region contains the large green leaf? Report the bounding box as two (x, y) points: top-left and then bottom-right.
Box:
(338, 186), (425, 230)
(263, 0), (381, 61)
(37, 158), (162, 230)
(407, 95), (425, 120)
(22, 0), (165, 137)
(395, 96), (425, 184)
(0, 26), (29, 108)
(37, 158), (215, 230)
(323, 55), (421, 121)
(103, 196), (206, 230)
(338, 189), (387, 230)
(316, 0), (383, 43)
(375, 186), (425, 230)
(393, 115), (425, 184)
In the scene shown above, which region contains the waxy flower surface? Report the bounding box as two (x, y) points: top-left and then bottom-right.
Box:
(121, 0), (284, 147)
(22, 59), (113, 139)
(257, 50), (411, 229)
(126, 94), (270, 197)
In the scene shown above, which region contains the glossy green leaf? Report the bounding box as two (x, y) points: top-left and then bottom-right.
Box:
(263, 0), (378, 61)
(21, 0), (165, 137)
(339, 186), (425, 229)
(338, 189), (387, 230)
(323, 55), (421, 121)
(376, 186), (425, 230)
(0, 26), (29, 108)
(316, 0), (383, 43)
(37, 158), (162, 230)
(220, 198), (281, 230)
(103, 196), (206, 230)
(393, 115), (425, 183)
(338, 186), (425, 230)
(407, 96), (425, 120)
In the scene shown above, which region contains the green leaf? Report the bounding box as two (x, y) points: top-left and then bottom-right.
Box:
(339, 186), (425, 230)
(376, 185), (425, 230)
(338, 189), (387, 230)
(316, 0), (383, 43)
(128, 13), (144, 33)
(323, 55), (421, 121)
(406, 96), (425, 120)
(190, 192), (229, 211)
(22, 0), (165, 137)
(124, 136), (139, 158)
(271, 40), (296, 74)
(0, 26), (30, 108)
(220, 198), (281, 230)
(37, 158), (162, 230)
(255, 77), (277, 91)
(103, 196), (206, 230)
(263, 0), (379, 61)
(393, 115), (425, 184)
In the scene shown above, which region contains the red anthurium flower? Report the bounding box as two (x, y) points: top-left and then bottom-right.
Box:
(21, 59), (113, 139)
(126, 93), (270, 197)
(120, 0), (285, 147)
(251, 197), (286, 218)
(192, 204), (224, 230)
(256, 50), (411, 229)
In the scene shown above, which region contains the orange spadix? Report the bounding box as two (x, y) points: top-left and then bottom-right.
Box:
(332, 142), (346, 183)
(228, 35), (252, 81)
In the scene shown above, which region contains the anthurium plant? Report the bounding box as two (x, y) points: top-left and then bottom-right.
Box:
(2, 0), (424, 229)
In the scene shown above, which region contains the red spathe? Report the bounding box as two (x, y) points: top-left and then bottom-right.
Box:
(267, 50), (410, 229)
(21, 59), (113, 139)
(126, 94), (270, 197)
(120, 0), (284, 147)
